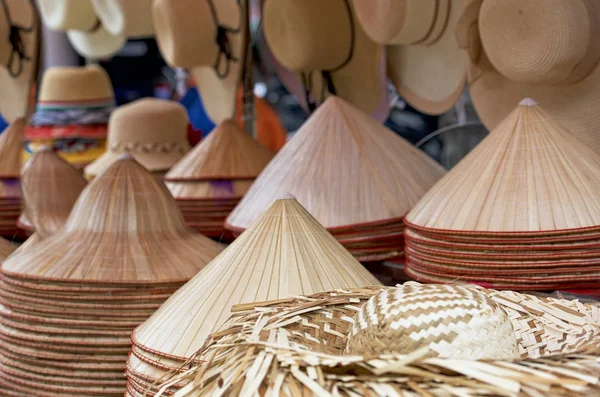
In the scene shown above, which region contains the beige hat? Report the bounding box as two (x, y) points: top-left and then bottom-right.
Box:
(263, 0), (383, 115)
(153, 0), (246, 124)
(0, 0), (40, 122)
(37, 0), (125, 59)
(84, 98), (191, 179)
(36, 66), (114, 105)
(91, 0), (153, 38)
(0, 118), (25, 178)
(352, 0), (466, 115)
(459, 0), (600, 154)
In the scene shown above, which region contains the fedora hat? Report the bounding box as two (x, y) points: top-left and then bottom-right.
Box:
(458, 0), (600, 154)
(37, 0), (125, 59)
(90, 0), (153, 38)
(352, 0), (467, 115)
(263, 0), (383, 114)
(0, 0), (40, 122)
(84, 98), (191, 179)
(153, 0), (247, 124)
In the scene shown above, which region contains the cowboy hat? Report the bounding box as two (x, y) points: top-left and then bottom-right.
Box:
(458, 0), (600, 155)
(263, 0), (383, 115)
(90, 0), (153, 38)
(0, 0), (39, 122)
(352, 0), (467, 115)
(153, 0), (247, 124)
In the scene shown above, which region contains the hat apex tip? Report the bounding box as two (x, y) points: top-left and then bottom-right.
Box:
(519, 98), (537, 107)
(278, 193), (296, 200)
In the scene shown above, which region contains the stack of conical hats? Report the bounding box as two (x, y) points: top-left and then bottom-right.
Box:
(0, 119), (25, 237)
(127, 195), (381, 396)
(164, 120), (274, 239)
(404, 99), (600, 290)
(17, 148), (87, 238)
(0, 156), (223, 396)
(225, 97), (446, 261)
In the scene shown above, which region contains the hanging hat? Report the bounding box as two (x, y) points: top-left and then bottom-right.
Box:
(352, 0), (466, 115)
(0, 0), (40, 122)
(130, 194), (381, 382)
(153, 0), (247, 124)
(84, 98), (191, 179)
(0, 118), (25, 178)
(20, 148), (87, 238)
(458, 0), (600, 154)
(263, 0), (383, 114)
(90, 0), (153, 38)
(37, 0), (125, 59)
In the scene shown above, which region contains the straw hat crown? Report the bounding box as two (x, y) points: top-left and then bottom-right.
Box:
(20, 148), (87, 237)
(133, 195), (381, 361)
(37, 0), (98, 31)
(405, 99), (600, 233)
(37, 66), (114, 103)
(0, 118), (25, 178)
(347, 283), (519, 360)
(225, 96), (446, 231)
(91, 0), (154, 38)
(165, 120), (274, 181)
(2, 157), (223, 282)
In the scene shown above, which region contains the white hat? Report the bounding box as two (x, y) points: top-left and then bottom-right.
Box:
(91, 0), (154, 38)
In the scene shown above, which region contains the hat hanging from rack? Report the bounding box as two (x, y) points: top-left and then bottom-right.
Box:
(352, 0), (467, 115)
(90, 0), (154, 38)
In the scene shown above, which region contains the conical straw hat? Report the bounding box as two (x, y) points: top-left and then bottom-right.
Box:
(405, 98), (600, 234)
(20, 148), (87, 237)
(225, 96), (446, 231)
(2, 156), (223, 284)
(132, 195), (381, 361)
(165, 120), (274, 181)
(0, 118), (25, 178)
(0, 238), (15, 260)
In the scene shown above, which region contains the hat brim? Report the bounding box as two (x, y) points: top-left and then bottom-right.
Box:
(67, 26), (126, 59)
(83, 150), (184, 179)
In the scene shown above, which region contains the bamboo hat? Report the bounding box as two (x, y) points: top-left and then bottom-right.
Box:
(0, 238), (15, 260)
(0, 0), (39, 122)
(3, 156), (223, 284)
(84, 98), (191, 179)
(153, 0), (247, 123)
(263, 0), (383, 114)
(0, 118), (25, 178)
(90, 0), (154, 38)
(352, 0), (466, 115)
(131, 195), (381, 367)
(459, 0), (600, 154)
(38, 0), (126, 59)
(405, 99), (600, 235)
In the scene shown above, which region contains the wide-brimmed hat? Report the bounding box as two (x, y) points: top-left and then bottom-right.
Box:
(459, 0), (600, 154)
(263, 0), (383, 114)
(0, 0), (40, 122)
(84, 98), (191, 179)
(0, 118), (25, 178)
(352, 0), (466, 115)
(153, 0), (247, 124)
(37, 0), (125, 59)
(90, 0), (153, 38)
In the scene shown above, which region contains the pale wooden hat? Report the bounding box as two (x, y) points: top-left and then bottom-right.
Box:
(91, 0), (154, 38)
(36, 66), (114, 104)
(84, 98), (191, 178)
(132, 195), (381, 366)
(353, 0), (467, 115)
(0, 0), (40, 122)
(405, 99), (600, 234)
(0, 118), (25, 178)
(225, 96), (446, 231)
(263, 0), (384, 114)
(152, 0), (247, 123)
(459, 0), (600, 154)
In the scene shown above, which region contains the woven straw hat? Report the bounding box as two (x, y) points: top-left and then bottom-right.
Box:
(84, 98), (191, 179)
(263, 0), (383, 114)
(0, 238), (15, 260)
(0, 118), (25, 178)
(90, 0), (153, 38)
(153, 0), (247, 123)
(38, 0), (125, 59)
(131, 195), (381, 367)
(36, 66), (114, 105)
(460, 0), (600, 154)
(0, 0), (39, 122)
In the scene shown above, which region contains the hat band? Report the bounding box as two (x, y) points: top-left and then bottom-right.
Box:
(109, 141), (188, 154)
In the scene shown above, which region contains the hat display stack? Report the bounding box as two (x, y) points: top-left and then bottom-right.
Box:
(25, 66), (116, 168)
(404, 99), (600, 290)
(0, 119), (25, 238)
(17, 148), (87, 238)
(127, 195), (381, 396)
(84, 98), (191, 180)
(163, 120), (274, 239)
(225, 97), (446, 262)
(0, 156), (223, 396)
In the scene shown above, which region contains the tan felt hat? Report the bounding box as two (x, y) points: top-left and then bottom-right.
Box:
(0, 0), (40, 122)
(263, 0), (383, 114)
(91, 0), (153, 38)
(84, 98), (191, 179)
(353, 0), (467, 115)
(37, 66), (114, 104)
(153, 0), (247, 124)
(459, 0), (600, 155)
